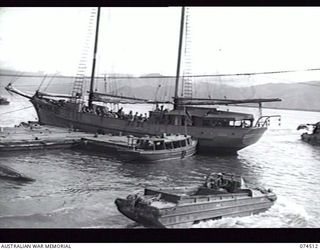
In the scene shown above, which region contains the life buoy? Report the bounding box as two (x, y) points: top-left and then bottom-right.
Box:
(181, 150), (186, 158)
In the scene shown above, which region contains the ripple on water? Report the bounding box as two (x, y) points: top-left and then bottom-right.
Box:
(0, 104), (320, 228)
(192, 196), (311, 228)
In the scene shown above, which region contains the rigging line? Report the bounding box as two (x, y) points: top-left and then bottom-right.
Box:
(10, 71), (24, 83)
(0, 73), (73, 79)
(264, 71), (320, 85)
(3, 67), (320, 80)
(260, 74), (295, 84)
(3, 68), (320, 82)
(0, 106), (33, 116)
(43, 73), (59, 92)
(1, 83), (75, 88)
(37, 74), (48, 91)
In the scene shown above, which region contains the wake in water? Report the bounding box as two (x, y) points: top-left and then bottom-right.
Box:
(192, 196), (310, 228)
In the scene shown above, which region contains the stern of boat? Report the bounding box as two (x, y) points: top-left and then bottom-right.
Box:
(197, 127), (267, 154)
(241, 127), (267, 147)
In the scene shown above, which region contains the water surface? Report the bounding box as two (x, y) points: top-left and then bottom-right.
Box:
(0, 98), (319, 228)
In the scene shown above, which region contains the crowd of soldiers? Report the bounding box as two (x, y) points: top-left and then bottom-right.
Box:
(81, 104), (149, 126)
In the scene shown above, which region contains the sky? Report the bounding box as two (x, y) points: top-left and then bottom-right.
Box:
(1, 7), (320, 85)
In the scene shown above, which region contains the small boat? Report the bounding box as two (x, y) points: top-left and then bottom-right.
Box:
(116, 134), (197, 162)
(115, 173), (277, 228)
(0, 164), (35, 182)
(297, 122), (320, 145)
(0, 96), (9, 105)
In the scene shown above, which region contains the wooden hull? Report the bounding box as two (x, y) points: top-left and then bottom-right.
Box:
(117, 142), (197, 162)
(115, 191), (276, 228)
(31, 97), (266, 154)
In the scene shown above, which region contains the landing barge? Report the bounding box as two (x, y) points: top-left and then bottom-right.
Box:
(115, 173), (277, 228)
(117, 134), (197, 162)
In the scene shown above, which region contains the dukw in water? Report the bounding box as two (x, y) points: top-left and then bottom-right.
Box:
(115, 173), (276, 228)
(297, 122), (320, 145)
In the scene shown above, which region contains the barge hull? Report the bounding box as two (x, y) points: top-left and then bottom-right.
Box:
(161, 200), (273, 228)
(117, 145), (196, 162)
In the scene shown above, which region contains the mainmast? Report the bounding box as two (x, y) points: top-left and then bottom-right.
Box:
(173, 7), (185, 109)
(88, 7), (101, 108)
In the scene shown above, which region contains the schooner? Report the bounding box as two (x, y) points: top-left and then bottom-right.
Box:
(6, 7), (281, 154)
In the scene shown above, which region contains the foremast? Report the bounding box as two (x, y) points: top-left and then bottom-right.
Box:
(88, 7), (101, 109)
(173, 7), (185, 110)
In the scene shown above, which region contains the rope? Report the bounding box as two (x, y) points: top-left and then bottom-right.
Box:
(0, 106), (33, 116)
(37, 74), (48, 91)
(2, 67), (320, 79)
(10, 71), (24, 83)
(43, 73), (59, 92)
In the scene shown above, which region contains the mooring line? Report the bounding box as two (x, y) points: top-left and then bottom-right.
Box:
(0, 106), (33, 116)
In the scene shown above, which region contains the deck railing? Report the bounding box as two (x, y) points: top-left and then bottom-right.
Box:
(255, 115), (281, 128)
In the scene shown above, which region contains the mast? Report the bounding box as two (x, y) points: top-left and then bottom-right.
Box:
(174, 6), (185, 109)
(88, 7), (101, 108)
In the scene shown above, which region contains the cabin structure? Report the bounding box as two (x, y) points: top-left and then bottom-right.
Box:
(148, 107), (254, 128)
(127, 135), (193, 151)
